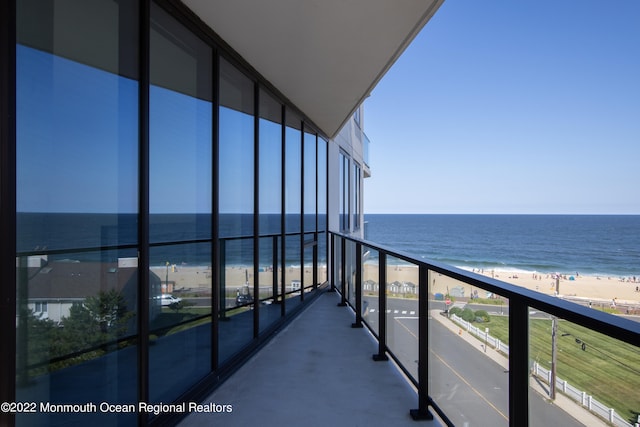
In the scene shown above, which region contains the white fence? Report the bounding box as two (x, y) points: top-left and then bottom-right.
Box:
(449, 313), (635, 427)
(531, 362), (633, 427)
(450, 313), (510, 356)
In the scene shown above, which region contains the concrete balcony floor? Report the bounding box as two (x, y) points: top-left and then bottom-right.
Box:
(179, 291), (443, 427)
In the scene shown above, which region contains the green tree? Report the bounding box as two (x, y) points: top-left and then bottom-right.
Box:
(17, 306), (59, 378)
(61, 290), (134, 354)
(83, 289), (134, 335)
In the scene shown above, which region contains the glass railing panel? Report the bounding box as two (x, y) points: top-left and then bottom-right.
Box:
(259, 235), (281, 333)
(428, 271), (510, 426)
(346, 239), (356, 307)
(149, 242), (211, 403)
(317, 231), (327, 286)
(219, 237), (254, 364)
(333, 236), (343, 293)
(303, 233), (315, 291)
(361, 246), (379, 336)
(284, 234), (302, 314)
(528, 309), (640, 427)
(385, 256), (419, 381)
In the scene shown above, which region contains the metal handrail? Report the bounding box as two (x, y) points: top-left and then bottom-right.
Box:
(329, 231), (640, 427)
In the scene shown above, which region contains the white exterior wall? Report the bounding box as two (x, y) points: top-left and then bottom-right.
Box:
(328, 105), (366, 239)
(28, 300), (80, 324)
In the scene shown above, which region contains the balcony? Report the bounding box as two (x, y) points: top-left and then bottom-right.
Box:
(183, 232), (640, 427)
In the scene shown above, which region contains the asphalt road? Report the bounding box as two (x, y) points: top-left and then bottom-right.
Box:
(363, 297), (584, 427)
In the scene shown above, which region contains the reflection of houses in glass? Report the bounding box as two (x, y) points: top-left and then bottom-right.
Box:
(22, 257), (162, 326)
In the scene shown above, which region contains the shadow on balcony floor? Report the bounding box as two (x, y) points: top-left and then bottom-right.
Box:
(179, 290), (443, 427)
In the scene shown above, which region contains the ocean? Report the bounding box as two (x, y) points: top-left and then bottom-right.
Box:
(364, 214), (640, 279)
(16, 213), (640, 279)
(16, 213), (324, 267)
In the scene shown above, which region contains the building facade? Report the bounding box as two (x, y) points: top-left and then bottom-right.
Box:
(1, 1), (443, 425)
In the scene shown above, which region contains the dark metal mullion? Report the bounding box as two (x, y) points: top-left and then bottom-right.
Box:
(253, 83), (260, 337)
(0, 1), (16, 424)
(313, 134), (318, 289)
(347, 157), (351, 231)
(137, 1), (150, 424)
(325, 139), (329, 286)
(279, 106), (286, 316)
(211, 51), (221, 369)
(299, 121), (304, 301)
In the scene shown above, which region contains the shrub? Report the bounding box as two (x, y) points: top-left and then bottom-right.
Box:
(461, 308), (475, 322)
(449, 307), (463, 316)
(474, 309), (490, 322)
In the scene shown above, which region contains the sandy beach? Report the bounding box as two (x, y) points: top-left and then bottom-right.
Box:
(364, 264), (640, 308)
(152, 262), (639, 310)
(150, 264), (327, 296)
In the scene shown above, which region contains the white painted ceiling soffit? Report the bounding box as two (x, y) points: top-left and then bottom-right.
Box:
(182, 0), (444, 139)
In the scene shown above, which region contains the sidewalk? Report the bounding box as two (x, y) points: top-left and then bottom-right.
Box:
(430, 309), (607, 427)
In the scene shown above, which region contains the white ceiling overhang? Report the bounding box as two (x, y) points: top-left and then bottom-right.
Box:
(182, 0), (444, 138)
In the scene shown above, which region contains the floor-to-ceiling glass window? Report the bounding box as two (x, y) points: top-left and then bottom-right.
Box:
(149, 3), (212, 404)
(218, 57), (255, 362)
(11, 1), (330, 422)
(303, 128), (316, 290)
(285, 110), (302, 311)
(317, 138), (328, 285)
(259, 89), (283, 332)
(353, 163), (361, 231)
(15, 0), (139, 424)
(339, 152), (350, 232)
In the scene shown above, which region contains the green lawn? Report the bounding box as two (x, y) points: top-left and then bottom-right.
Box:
(480, 315), (640, 423)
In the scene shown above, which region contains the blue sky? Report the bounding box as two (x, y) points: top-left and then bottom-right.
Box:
(364, 0), (640, 214)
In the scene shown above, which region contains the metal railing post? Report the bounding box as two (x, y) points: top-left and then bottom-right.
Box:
(509, 299), (529, 426)
(351, 242), (363, 328)
(373, 252), (388, 361)
(410, 265), (433, 420)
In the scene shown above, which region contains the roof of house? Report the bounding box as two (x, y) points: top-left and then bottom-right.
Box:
(25, 260), (159, 299)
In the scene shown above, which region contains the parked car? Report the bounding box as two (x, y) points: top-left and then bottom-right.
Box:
(157, 294), (182, 307)
(235, 285), (253, 306)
